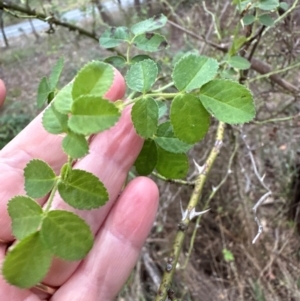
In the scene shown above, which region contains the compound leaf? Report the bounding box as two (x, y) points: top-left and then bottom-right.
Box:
(172, 54), (218, 92)
(170, 94), (210, 144)
(135, 139), (157, 175)
(42, 103), (68, 134)
(8, 196), (43, 240)
(126, 59), (158, 93)
(24, 159), (56, 198)
(199, 79), (255, 124)
(156, 146), (189, 179)
(69, 95), (120, 135)
(133, 33), (168, 52)
(57, 168), (108, 210)
(72, 61), (114, 100)
(131, 97), (158, 138)
(131, 14), (167, 35)
(40, 210), (93, 261)
(62, 132), (89, 159)
(2, 232), (52, 288)
(154, 121), (193, 153)
(99, 26), (130, 48)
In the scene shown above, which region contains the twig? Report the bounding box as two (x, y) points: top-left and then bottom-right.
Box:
(240, 132), (272, 244)
(0, 9), (8, 47)
(250, 58), (299, 94)
(0, 0), (99, 41)
(167, 19), (299, 94)
(152, 171), (195, 187)
(262, 0), (300, 37)
(155, 122), (225, 301)
(142, 247), (161, 291)
(202, 1), (221, 40)
(248, 60), (300, 83)
(253, 113), (300, 124)
(182, 136), (239, 270)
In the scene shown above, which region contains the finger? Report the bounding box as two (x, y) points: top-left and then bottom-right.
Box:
(0, 69), (126, 241)
(42, 106), (144, 286)
(0, 79), (6, 108)
(0, 245), (41, 301)
(51, 177), (159, 301)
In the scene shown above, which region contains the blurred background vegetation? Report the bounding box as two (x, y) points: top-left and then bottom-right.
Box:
(0, 0), (300, 300)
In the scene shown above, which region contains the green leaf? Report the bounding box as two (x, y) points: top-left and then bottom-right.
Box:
(229, 36), (247, 56)
(72, 61), (114, 100)
(228, 55), (251, 70)
(49, 57), (64, 90)
(24, 159), (56, 198)
(58, 169), (108, 209)
(233, 0), (252, 10)
(157, 100), (168, 118)
(220, 68), (239, 80)
(104, 55), (126, 68)
(131, 97), (158, 138)
(37, 77), (51, 108)
(199, 79), (255, 124)
(258, 14), (275, 26)
(172, 54), (219, 92)
(40, 210), (93, 261)
(242, 14), (255, 25)
(172, 50), (199, 66)
(99, 26), (130, 48)
(125, 59), (158, 93)
(53, 82), (73, 114)
(62, 132), (89, 159)
(131, 14), (167, 35)
(42, 103), (68, 134)
(8, 196), (43, 240)
(135, 139), (157, 175)
(133, 33), (168, 52)
(222, 248), (235, 262)
(60, 163), (71, 182)
(256, 0), (279, 10)
(279, 2), (289, 10)
(156, 146), (189, 179)
(154, 121), (193, 153)
(170, 94), (210, 144)
(69, 95), (121, 135)
(2, 232), (52, 288)
(131, 54), (152, 64)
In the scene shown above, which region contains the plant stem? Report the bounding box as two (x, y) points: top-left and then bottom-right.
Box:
(126, 43), (132, 64)
(146, 92), (178, 99)
(154, 122), (225, 301)
(152, 171), (195, 187)
(253, 113), (300, 124)
(248, 61), (300, 83)
(44, 180), (59, 214)
(182, 136), (238, 269)
(152, 81), (175, 93)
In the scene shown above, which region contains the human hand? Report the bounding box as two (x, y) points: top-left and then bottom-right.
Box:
(0, 75), (159, 301)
